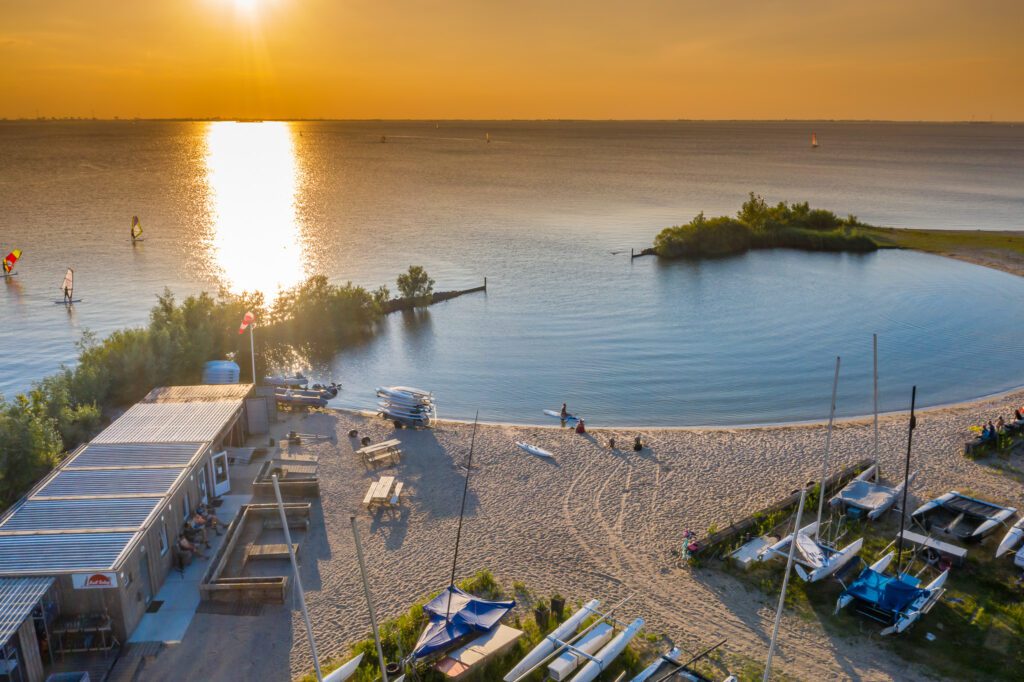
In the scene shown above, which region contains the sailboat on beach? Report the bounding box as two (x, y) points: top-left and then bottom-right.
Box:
(130, 215), (144, 242)
(2, 249), (22, 277)
(56, 268), (81, 304)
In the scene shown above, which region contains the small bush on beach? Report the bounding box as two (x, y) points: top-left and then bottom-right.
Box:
(653, 193), (877, 259)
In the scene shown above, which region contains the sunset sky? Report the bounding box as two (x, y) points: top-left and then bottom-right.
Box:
(1, 0), (1021, 120)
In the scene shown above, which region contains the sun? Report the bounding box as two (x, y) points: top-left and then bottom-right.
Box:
(233, 0), (261, 14)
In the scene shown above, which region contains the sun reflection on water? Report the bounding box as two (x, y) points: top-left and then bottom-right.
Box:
(204, 121), (305, 300)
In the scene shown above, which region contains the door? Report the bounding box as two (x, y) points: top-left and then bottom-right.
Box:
(212, 450), (231, 496)
(139, 548), (153, 606)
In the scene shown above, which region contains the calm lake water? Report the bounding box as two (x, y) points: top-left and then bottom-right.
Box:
(1, 120), (1023, 424)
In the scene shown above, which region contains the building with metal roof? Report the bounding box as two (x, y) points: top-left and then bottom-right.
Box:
(0, 577), (55, 680)
(0, 384), (256, 665)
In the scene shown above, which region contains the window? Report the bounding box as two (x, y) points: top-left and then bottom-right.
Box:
(159, 521), (169, 556)
(183, 491), (191, 521)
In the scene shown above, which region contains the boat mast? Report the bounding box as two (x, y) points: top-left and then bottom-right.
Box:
(351, 515), (390, 682)
(445, 411), (479, 621)
(895, 386), (917, 576)
(873, 334), (879, 479)
(764, 488), (807, 682)
(815, 356), (841, 542)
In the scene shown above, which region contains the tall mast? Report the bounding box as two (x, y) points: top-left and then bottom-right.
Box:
(895, 387), (917, 576)
(873, 334), (879, 477)
(764, 488), (807, 682)
(446, 411), (479, 621)
(815, 356), (841, 541)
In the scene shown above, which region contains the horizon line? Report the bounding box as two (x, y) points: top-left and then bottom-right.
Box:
(1, 117), (1021, 124)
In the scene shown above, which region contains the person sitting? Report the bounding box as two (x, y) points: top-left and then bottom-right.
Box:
(980, 424), (992, 441)
(575, 418), (586, 434)
(608, 436), (616, 449)
(633, 435), (643, 451)
(997, 416), (1006, 433)
(184, 518), (209, 548)
(178, 533), (207, 559)
(196, 505), (223, 535)
(989, 420), (998, 437)
(1015, 408), (1023, 422)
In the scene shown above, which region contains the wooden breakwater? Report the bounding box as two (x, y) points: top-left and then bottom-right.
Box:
(382, 278), (487, 314)
(630, 247), (655, 259)
(696, 457), (874, 558)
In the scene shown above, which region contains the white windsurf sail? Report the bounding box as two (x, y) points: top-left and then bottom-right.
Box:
(60, 268), (74, 298)
(131, 215), (143, 240)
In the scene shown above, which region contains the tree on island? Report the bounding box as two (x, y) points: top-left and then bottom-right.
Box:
(396, 265), (435, 305)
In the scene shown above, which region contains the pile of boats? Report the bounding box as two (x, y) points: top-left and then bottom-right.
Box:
(376, 386), (436, 426)
(266, 372), (341, 408)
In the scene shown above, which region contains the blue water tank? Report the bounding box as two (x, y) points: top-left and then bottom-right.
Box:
(203, 360), (241, 384)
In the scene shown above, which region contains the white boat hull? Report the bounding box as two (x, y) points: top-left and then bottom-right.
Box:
(568, 618), (643, 682)
(503, 599), (600, 681)
(998, 519), (1024, 557)
(323, 653), (363, 682)
(516, 442), (554, 459)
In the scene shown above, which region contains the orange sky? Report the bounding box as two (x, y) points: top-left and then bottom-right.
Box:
(1, 0), (1022, 120)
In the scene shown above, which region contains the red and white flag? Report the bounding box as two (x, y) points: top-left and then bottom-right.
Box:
(238, 311), (255, 334)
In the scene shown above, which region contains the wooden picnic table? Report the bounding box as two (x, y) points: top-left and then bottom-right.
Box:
(357, 439), (403, 466)
(363, 476), (404, 510)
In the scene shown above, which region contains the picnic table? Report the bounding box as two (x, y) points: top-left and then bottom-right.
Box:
(356, 439), (402, 467)
(363, 476), (404, 510)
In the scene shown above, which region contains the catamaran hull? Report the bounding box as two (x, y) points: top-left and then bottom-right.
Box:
(835, 552), (893, 614)
(322, 652), (364, 682)
(800, 537), (864, 583)
(997, 519), (1024, 557)
(503, 599), (601, 682)
(568, 618), (643, 682)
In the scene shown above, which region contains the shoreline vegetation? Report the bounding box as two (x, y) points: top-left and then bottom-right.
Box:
(640, 193), (1024, 278)
(0, 265), (474, 511)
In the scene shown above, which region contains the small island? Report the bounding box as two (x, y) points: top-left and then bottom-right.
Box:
(641, 194), (1024, 281)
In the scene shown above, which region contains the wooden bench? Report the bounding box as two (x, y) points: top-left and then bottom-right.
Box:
(898, 529), (968, 566)
(246, 543), (300, 562)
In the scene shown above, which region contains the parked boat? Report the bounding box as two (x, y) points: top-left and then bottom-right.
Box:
(377, 385), (436, 426)
(275, 389), (327, 408)
(830, 465), (916, 520)
(548, 622), (613, 681)
(503, 599), (600, 681)
(322, 652), (363, 682)
(515, 442), (553, 459)
(911, 491), (1017, 542)
(567, 618), (643, 682)
(996, 518), (1024, 557)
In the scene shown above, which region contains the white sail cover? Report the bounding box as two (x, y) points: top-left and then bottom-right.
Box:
(795, 532), (826, 568)
(61, 268), (74, 294)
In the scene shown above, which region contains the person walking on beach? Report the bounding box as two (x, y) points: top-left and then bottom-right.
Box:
(560, 402), (569, 427)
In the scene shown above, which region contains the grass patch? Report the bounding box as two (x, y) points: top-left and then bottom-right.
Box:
(304, 570), (664, 682)
(721, 513), (1024, 680)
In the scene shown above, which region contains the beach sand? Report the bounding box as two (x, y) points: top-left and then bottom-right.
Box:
(147, 389), (1024, 681)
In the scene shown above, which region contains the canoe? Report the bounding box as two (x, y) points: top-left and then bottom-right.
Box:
(323, 652), (363, 682)
(516, 442), (554, 459)
(503, 599), (600, 681)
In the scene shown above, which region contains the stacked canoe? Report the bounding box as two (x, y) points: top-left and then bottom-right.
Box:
(377, 386), (436, 426)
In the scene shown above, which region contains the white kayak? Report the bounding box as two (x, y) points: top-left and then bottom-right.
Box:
(503, 599), (600, 681)
(323, 652), (363, 682)
(543, 409), (579, 423)
(516, 442), (554, 459)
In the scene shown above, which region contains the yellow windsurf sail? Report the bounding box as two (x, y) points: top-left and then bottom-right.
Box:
(3, 249), (20, 274)
(131, 215), (143, 240)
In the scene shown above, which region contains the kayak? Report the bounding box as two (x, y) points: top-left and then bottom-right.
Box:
(543, 409), (579, 424)
(516, 442), (554, 459)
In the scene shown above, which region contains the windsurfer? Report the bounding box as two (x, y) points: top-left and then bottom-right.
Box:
(63, 285), (72, 304)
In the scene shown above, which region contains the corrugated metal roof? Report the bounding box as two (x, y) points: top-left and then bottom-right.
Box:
(34, 469), (184, 499)
(65, 442), (206, 469)
(143, 384), (253, 403)
(0, 577), (54, 646)
(92, 401), (241, 444)
(0, 498), (161, 533)
(0, 534), (136, 573)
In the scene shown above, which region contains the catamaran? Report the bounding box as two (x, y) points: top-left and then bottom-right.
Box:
(830, 335), (917, 520)
(2, 249), (21, 278)
(835, 386), (950, 636)
(130, 215), (144, 242)
(758, 357), (863, 582)
(56, 268), (81, 304)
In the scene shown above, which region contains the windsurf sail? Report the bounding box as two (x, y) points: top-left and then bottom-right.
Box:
(131, 215), (143, 240)
(60, 268), (74, 298)
(811, 132), (819, 147)
(2, 249), (20, 274)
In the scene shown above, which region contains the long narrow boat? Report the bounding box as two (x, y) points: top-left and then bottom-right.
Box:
(503, 599), (601, 681)
(997, 518), (1024, 557)
(567, 618), (643, 682)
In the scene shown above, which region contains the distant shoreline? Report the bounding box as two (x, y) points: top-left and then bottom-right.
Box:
(1, 118), (1022, 124)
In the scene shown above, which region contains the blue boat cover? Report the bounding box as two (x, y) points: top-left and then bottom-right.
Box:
(411, 586), (515, 659)
(844, 568), (925, 615)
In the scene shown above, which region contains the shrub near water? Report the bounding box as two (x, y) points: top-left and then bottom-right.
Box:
(653, 193), (877, 258)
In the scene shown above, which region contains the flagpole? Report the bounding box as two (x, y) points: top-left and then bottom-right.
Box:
(249, 323), (256, 385)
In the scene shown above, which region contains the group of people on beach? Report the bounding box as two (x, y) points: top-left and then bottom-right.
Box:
(978, 407), (1024, 443)
(177, 504), (223, 560)
(560, 403), (645, 451)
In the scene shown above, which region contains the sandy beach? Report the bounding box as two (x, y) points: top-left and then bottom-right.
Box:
(145, 388), (1024, 682)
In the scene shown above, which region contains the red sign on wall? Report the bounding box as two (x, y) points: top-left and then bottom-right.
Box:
(72, 572), (118, 589)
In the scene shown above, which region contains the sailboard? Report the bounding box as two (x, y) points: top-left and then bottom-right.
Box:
(55, 268), (81, 304)
(2, 249), (21, 277)
(130, 215), (144, 242)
